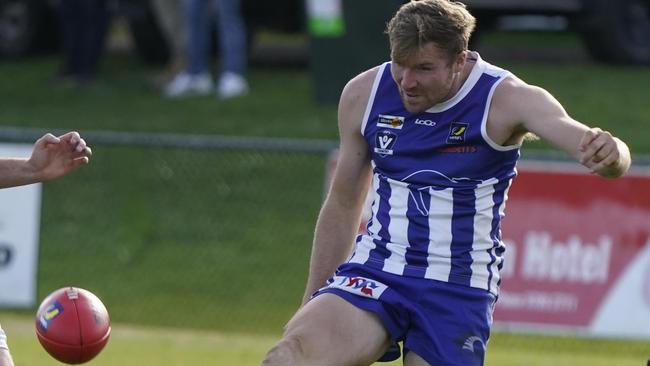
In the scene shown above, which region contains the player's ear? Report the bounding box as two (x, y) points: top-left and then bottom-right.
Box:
(453, 51), (467, 73)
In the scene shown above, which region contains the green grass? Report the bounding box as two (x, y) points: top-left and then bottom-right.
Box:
(2, 314), (648, 366)
(1, 49), (648, 153)
(0, 55), (338, 139)
(35, 148), (323, 332)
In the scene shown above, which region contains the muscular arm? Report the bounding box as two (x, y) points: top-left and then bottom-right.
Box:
(301, 69), (376, 304)
(489, 77), (631, 177)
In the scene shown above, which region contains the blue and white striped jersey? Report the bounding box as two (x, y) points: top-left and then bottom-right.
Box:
(349, 54), (520, 296)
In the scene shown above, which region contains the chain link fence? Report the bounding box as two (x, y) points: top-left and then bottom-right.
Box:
(1, 128), (336, 334)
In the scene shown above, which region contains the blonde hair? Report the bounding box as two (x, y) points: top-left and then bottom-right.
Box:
(386, 0), (476, 64)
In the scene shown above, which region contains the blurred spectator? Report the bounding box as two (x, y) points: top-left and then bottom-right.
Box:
(150, 0), (186, 89)
(164, 0), (249, 99)
(54, 0), (111, 86)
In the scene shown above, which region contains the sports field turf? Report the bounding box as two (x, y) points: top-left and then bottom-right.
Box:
(2, 314), (648, 365)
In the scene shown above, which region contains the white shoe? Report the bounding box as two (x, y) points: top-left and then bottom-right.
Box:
(217, 72), (248, 99)
(164, 72), (213, 98)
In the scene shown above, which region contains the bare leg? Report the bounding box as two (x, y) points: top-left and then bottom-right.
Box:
(261, 293), (391, 366)
(404, 351), (430, 366)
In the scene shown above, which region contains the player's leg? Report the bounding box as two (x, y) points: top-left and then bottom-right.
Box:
(0, 324), (15, 366)
(404, 351), (430, 366)
(400, 280), (495, 366)
(261, 293), (391, 366)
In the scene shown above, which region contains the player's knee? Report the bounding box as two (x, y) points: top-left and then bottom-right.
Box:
(261, 335), (306, 366)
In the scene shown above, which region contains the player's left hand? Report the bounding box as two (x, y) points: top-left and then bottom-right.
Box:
(578, 127), (621, 176)
(28, 131), (92, 181)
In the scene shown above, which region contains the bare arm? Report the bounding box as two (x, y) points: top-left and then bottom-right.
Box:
(0, 133), (90, 366)
(301, 69), (377, 304)
(490, 77), (631, 177)
(0, 132), (92, 189)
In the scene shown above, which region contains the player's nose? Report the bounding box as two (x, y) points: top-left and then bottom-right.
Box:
(400, 68), (418, 90)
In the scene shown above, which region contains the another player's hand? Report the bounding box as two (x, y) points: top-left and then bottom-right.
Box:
(578, 128), (622, 177)
(28, 131), (92, 181)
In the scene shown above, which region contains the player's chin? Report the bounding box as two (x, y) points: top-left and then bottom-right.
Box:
(403, 101), (428, 114)
(401, 95), (428, 113)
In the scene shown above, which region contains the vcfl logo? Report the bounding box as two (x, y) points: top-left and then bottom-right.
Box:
(378, 135), (393, 149)
(374, 131), (397, 157)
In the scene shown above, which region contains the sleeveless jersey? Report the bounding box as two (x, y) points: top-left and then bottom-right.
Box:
(348, 54), (519, 296)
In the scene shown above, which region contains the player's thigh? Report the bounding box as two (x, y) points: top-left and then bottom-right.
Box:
(284, 293), (391, 364)
(404, 351), (430, 366)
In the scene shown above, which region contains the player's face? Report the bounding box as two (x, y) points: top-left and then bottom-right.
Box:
(391, 43), (465, 113)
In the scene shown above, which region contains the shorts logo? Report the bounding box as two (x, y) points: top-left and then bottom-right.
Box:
(377, 114), (404, 129)
(326, 275), (388, 299)
(39, 301), (64, 331)
(462, 336), (485, 353)
(374, 131), (397, 157)
(461, 334), (487, 361)
(446, 122), (469, 144)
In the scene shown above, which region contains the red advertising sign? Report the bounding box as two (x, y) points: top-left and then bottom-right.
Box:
(494, 161), (650, 337)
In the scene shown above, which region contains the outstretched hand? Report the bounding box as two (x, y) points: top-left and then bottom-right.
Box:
(28, 131), (92, 182)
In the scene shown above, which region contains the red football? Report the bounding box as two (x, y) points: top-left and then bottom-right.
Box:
(35, 287), (111, 364)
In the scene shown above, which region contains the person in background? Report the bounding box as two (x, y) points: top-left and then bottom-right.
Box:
(0, 131), (92, 366)
(164, 0), (249, 99)
(259, 0), (631, 365)
(53, 0), (111, 86)
(150, 0), (187, 89)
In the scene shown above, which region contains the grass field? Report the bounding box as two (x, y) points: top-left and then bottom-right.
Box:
(1, 30), (650, 364)
(1, 38), (650, 153)
(2, 313), (649, 366)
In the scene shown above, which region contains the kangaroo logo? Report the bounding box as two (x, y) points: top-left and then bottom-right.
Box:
(402, 170), (483, 216)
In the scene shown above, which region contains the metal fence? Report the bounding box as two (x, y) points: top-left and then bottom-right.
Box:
(1, 128), (336, 334)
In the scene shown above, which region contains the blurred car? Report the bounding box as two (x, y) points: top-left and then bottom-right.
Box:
(464, 0), (650, 64)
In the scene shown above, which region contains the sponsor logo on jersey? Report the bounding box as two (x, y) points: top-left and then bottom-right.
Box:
(446, 122), (469, 144)
(377, 114), (404, 129)
(414, 118), (437, 127)
(39, 301), (64, 331)
(437, 145), (478, 153)
(375, 130), (397, 157)
(325, 275), (388, 299)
